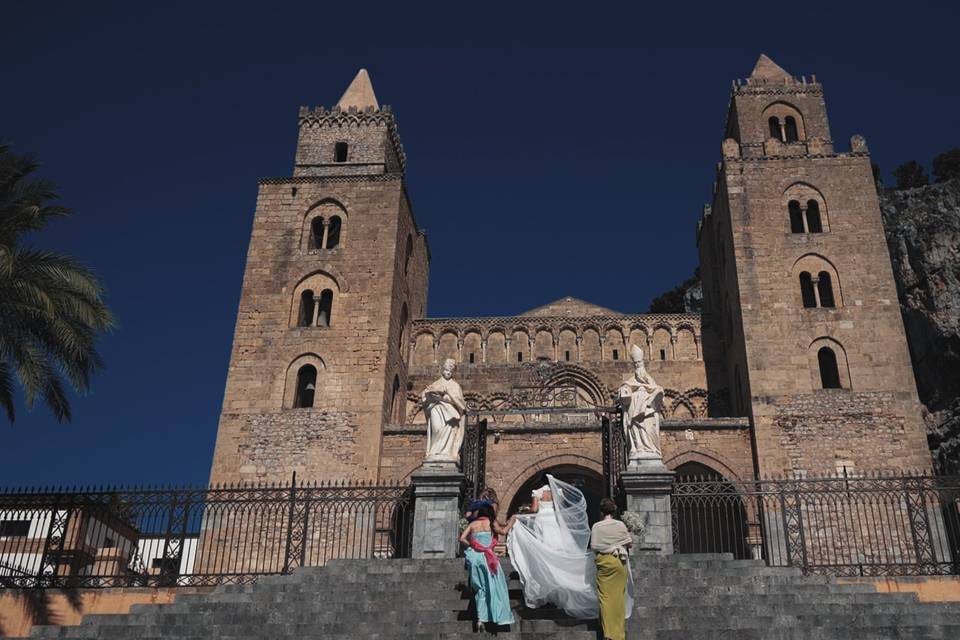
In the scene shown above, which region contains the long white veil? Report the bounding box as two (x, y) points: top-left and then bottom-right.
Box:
(507, 475), (599, 619)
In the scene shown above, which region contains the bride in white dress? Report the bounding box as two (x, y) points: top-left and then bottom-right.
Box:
(507, 474), (633, 620)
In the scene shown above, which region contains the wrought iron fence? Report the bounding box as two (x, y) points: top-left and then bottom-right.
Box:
(461, 416), (488, 505)
(0, 477), (413, 589)
(671, 472), (960, 577)
(601, 408), (627, 501)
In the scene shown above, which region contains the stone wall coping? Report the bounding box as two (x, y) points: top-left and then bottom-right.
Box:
(383, 417), (749, 435)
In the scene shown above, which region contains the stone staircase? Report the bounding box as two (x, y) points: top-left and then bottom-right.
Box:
(17, 553), (960, 639)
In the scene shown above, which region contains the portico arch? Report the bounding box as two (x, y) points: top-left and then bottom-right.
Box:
(500, 454), (603, 521)
(505, 462), (605, 524)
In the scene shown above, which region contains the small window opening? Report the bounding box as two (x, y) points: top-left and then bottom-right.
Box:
(565, 350), (571, 361)
(298, 290), (315, 327)
(469, 353), (475, 364)
(817, 272), (835, 308)
(612, 349), (619, 361)
(784, 116), (799, 143)
(0, 520), (30, 537)
(788, 201), (805, 233)
(806, 200), (823, 233)
(334, 142), (348, 163)
(517, 352), (523, 363)
(818, 347), (842, 389)
(800, 272), (817, 308)
(310, 217), (325, 250)
(326, 216), (341, 249)
(294, 365), (317, 408)
(659, 349), (666, 361)
(768, 116), (782, 141)
(317, 289), (333, 326)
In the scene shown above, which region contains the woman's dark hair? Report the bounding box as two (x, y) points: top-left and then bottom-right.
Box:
(599, 497), (618, 517)
(478, 487), (499, 503)
(476, 504), (496, 521)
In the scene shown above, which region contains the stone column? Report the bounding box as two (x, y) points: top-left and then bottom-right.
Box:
(410, 464), (465, 560)
(408, 339), (416, 368)
(799, 204), (809, 233)
(621, 457), (675, 554)
(320, 219), (330, 250)
(480, 338), (487, 364)
(575, 335), (582, 362)
(811, 276), (822, 308)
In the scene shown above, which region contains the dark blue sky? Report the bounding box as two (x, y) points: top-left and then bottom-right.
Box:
(3, 2), (958, 488)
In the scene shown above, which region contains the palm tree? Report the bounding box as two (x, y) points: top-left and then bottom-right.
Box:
(0, 143), (115, 423)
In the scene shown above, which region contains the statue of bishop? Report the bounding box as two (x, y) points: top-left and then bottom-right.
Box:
(421, 358), (468, 463)
(618, 344), (665, 462)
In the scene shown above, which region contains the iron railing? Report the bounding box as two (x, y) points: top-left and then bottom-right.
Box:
(0, 477), (413, 589)
(460, 416), (488, 505)
(671, 472), (960, 576)
(602, 408), (627, 502)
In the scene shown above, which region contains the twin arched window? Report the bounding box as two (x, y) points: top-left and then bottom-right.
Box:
(788, 200), (823, 234)
(799, 271), (836, 308)
(767, 116), (800, 143)
(296, 289), (334, 327)
(309, 216), (342, 250)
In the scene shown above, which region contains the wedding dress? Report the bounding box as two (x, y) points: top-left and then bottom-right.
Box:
(507, 475), (633, 620)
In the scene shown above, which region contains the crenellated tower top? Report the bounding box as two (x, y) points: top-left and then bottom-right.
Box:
(293, 69), (406, 177)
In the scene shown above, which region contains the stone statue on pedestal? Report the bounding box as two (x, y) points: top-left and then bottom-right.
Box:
(618, 344), (665, 463)
(422, 358), (467, 463)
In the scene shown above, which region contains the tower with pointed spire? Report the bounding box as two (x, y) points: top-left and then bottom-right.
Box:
(698, 55), (930, 477)
(209, 69), (428, 484)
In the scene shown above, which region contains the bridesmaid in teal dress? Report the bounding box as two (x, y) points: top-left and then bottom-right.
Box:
(459, 504), (516, 631)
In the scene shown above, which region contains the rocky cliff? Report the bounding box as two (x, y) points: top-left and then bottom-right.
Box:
(879, 178), (960, 473)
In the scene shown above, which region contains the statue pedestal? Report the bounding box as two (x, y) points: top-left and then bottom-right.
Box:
(411, 462), (465, 560)
(621, 456), (675, 555)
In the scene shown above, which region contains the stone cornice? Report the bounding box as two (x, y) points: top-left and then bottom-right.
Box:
(411, 313), (701, 339)
(259, 173), (404, 185)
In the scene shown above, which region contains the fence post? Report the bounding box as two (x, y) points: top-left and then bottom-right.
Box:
(410, 462), (465, 559)
(621, 457), (675, 555)
(282, 472), (298, 574)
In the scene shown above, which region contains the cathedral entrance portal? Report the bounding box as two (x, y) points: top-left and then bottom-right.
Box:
(506, 465), (605, 525)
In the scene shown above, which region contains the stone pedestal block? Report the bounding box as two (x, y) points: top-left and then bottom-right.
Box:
(621, 457), (675, 555)
(411, 463), (465, 560)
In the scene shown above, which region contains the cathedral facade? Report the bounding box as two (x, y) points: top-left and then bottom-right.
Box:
(209, 57), (931, 514)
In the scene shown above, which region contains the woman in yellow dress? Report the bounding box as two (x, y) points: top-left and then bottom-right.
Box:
(589, 498), (633, 640)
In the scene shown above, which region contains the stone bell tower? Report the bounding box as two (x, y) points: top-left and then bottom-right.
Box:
(698, 55), (930, 477)
(209, 69), (429, 485)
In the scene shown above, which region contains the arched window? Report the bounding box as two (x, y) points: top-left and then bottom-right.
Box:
(399, 303), (409, 353)
(317, 289), (333, 326)
(817, 272), (835, 308)
(768, 116), (781, 141)
(404, 236), (413, 276)
(391, 375), (401, 423)
(310, 217), (325, 250)
(817, 347), (842, 389)
(326, 216), (342, 249)
(294, 365), (317, 408)
(334, 142), (348, 163)
(784, 116), (799, 143)
(298, 290), (316, 327)
(799, 272), (817, 308)
(788, 200), (805, 233)
(806, 200), (823, 233)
